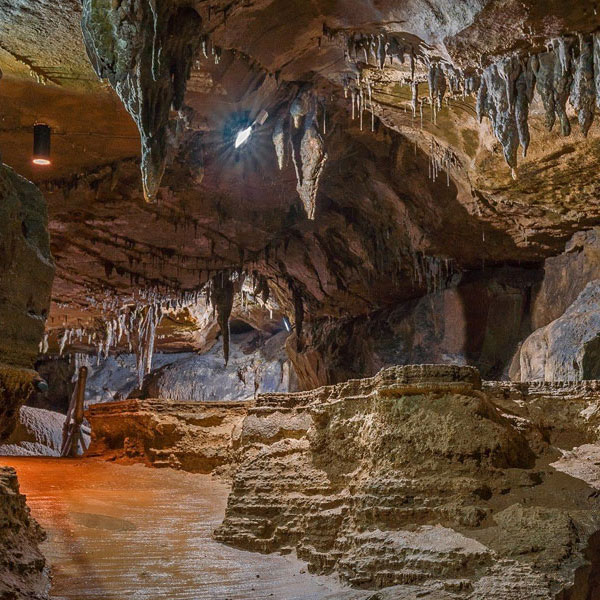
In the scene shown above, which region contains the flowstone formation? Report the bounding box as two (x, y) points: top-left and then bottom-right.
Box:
(216, 364), (600, 598)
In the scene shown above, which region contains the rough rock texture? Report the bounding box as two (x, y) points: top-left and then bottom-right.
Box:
(140, 330), (295, 401)
(81, 352), (189, 405)
(289, 267), (539, 387)
(0, 165), (54, 369)
(85, 398), (247, 475)
(532, 228), (600, 330)
(27, 356), (75, 413)
(72, 328), (294, 404)
(519, 280), (600, 382)
(0, 467), (49, 599)
(0, 405), (88, 457)
(216, 364), (600, 598)
(0, 164), (55, 440)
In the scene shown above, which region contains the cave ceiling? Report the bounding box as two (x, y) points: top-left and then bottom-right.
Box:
(2, 0), (600, 355)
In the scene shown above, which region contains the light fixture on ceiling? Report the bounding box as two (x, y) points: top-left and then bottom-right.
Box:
(32, 123), (51, 166)
(233, 109), (269, 149)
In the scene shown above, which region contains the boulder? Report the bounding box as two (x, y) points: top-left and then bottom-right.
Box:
(519, 280), (600, 381)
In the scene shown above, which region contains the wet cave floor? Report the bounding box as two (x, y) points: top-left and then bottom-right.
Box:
(2, 457), (341, 600)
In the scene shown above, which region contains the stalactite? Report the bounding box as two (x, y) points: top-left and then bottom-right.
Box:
(272, 113), (287, 170)
(292, 285), (304, 352)
(570, 34), (595, 136)
(81, 1), (202, 202)
(210, 274), (234, 366)
(290, 106), (328, 220)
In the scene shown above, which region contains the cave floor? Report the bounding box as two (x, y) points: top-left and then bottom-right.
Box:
(1, 457), (342, 600)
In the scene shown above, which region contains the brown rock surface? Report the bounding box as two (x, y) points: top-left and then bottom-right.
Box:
(532, 228), (600, 331)
(4, 2), (600, 378)
(85, 399), (248, 475)
(215, 364), (600, 598)
(0, 163), (54, 441)
(0, 466), (49, 599)
(518, 280), (600, 382)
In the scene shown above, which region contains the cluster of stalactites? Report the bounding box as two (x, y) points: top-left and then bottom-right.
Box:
(411, 253), (455, 294)
(272, 90), (328, 219)
(333, 26), (600, 172)
(322, 25), (418, 75)
(477, 34), (599, 170)
(206, 270), (277, 365)
(55, 303), (162, 388)
(428, 137), (462, 186)
(81, 0), (203, 202)
(49, 268), (303, 376)
(51, 287), (205, 387)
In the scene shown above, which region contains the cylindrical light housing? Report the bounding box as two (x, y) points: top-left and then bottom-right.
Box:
(32, 124), (51, 165)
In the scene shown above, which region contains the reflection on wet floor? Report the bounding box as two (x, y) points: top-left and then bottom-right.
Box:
(2, 457), (341, 600)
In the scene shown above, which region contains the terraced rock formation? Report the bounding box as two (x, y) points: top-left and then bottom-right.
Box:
(86, 399), (248, 475)
(216, 364), (600, 598)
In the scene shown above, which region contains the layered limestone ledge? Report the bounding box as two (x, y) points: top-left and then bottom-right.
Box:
(85, 399), (249, 475)
(0, 467), (49, 600)
(215, 364), (600, 599)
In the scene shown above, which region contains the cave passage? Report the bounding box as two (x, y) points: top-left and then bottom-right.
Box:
(3, 457), (339, 600)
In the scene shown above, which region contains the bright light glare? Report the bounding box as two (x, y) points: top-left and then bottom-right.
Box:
(234, 126), (252, 148)
(32, 158), (51, 166)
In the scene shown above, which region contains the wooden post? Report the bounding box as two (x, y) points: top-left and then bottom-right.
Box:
(60, 366), (88, 457)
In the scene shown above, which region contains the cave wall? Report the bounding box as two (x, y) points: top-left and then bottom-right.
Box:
(216, 364), (600, 598)
(0, 467), (49, 599)
(0, 164), (54, 441)
(0, 163), (54, 597)
(288, 266), (541, 388)
(512, 228), (600, 382)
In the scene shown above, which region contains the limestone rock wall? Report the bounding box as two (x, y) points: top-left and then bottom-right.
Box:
(532, 228), (600, 331)
(215, 364), (600, 598)
(0, 164), (54, 441)
(510, 229), (600, 382)
(0, 164), (54, 600)
(518, 281), (600, 382)
(289, 267), (539, 389)
(85, 399), (248, 475)
(0, 466), (49, 599)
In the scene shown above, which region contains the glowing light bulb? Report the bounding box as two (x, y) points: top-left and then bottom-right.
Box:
(234, 126), (252, 148)
(32, 123), (51, 166)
